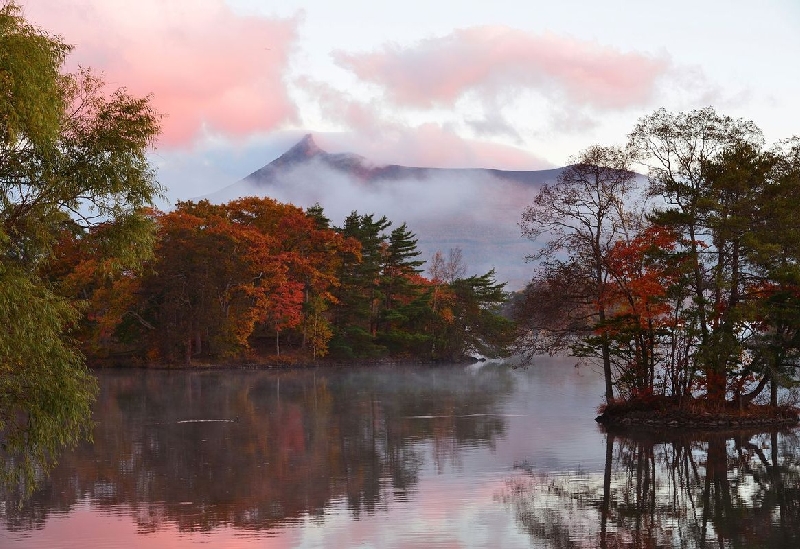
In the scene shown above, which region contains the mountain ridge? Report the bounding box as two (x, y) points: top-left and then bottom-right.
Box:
(238, 134), (564, 189)
(202, 134), (567, 289)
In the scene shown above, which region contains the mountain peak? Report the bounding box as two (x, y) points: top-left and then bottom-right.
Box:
(297, 133), (323, 153)
(269, 133), (325, 168)
(287, 133), (323, 157)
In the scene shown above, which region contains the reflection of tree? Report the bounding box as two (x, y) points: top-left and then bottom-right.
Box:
(2, 365), (512, 534)
(504, 428), (800, 548)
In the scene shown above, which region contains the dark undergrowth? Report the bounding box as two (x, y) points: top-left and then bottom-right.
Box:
(596, 394), (799, 428)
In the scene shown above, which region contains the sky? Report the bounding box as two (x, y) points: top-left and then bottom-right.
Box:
(18, 0), (800, 205)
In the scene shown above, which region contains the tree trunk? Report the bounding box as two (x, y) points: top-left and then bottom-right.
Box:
(739, 373), (769, 406)
(185, 336), (192, 365)
(706, 369), (727, 408)
(599, 307), (614, 402)
(771, 377), (779, 408)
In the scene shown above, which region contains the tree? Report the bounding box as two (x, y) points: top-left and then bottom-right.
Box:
(330, 212), (390, 357)
(376, 223), (430, 354)
(41, 218), (156, 361)
(381, 223), (425, 315)
(520, 145), (639, 402)
(629, 107), (766, 406)
(516, 107), (800, 417)
(736, 139), (800, 405)
(436, 270), (515, 361)
(428, 248), (466, 285)
(511, 260), (598, 360)
(139, 205), (274, 362)
(0, 1), (161, 490)
(135, 198), (356, 363)
(598, 225), (682, 397)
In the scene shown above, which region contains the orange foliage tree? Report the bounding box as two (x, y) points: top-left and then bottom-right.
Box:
(133, 198), (355, 364)
(597, 225), (682, 397)
(41, 216), (157, 362)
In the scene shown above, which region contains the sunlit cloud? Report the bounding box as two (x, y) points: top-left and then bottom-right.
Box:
(332, 25), (670, 111)
(298, 78), (549, 170)
(21, 0), (300, 146)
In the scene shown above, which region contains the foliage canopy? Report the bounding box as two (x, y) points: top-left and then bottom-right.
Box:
(0, 1), (162, 493)
(518, 107), (800, 411)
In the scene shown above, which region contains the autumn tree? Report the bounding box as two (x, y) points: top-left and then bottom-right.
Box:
(222, 197), (337, 356)
(139, 205), (273, 362)
(133, 198), (356, 363)
(598, 225), (683, 397)
(41, 218), (156, 361)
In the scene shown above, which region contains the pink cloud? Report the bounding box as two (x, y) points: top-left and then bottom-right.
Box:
(20, 0), (299, 146)
(301, 79), (549, 170)
(354, 123), (549, 170)
(333, 25), (669, 110)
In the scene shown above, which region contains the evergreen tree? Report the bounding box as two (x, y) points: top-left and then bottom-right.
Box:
(330, 212), (391, 357)
(436, 270), (515, 361)
(377, 223), (432, 355)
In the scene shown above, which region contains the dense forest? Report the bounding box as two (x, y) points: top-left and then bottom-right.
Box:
(49, 197), (515, 365)
(514, 108), (800, 417)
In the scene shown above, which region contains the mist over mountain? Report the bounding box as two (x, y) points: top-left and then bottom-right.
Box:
(202, 134), (564, 289)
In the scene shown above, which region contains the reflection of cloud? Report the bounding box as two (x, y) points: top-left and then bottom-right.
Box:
(333, 26), (669, 110)
(23, 0), (300, 146)
(12, 505), (305, 548)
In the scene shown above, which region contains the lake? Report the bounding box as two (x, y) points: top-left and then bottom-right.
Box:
(1, 358), (799, 548)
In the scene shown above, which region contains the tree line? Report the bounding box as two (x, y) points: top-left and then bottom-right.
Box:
(47, 197), (515, 365)
(515, 107), (800, 410)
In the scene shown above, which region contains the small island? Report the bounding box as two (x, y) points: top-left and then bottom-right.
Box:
(596, 395), (799, 429)
(513, 108), (800, 429)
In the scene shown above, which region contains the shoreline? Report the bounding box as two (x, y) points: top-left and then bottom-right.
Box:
(87, 355), (486, 371)
(596, 398), (800, 429)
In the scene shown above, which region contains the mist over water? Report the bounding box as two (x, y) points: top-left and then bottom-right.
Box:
(5, 361), (799, 548)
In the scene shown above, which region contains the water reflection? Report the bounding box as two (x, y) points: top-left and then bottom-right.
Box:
(7, 362), (800, 548)
(1, 365), (514, 535)
(505, 427), (800, 548)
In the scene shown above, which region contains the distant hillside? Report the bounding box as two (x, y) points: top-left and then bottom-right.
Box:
(202, 135), (565, 289)
(237, 134), (563, 187)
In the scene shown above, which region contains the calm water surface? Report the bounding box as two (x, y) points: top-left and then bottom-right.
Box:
(2, 358), (799, 548)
